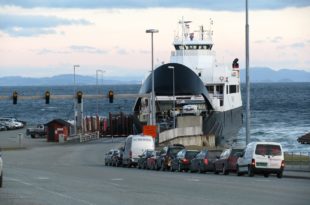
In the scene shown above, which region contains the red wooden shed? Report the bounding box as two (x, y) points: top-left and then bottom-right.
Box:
(45, 119), (72, 142)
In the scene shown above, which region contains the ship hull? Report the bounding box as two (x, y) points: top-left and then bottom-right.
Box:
(203, 106), (243, 146)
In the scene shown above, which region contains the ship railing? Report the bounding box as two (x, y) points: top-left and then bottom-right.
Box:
(171, 50), (215, 56)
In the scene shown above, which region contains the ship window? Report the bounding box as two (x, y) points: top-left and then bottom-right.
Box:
(226, 85), (228, 94)
(229, 85), (237, 94)
(220, 100), (224, 106)
(216, 85), (223, 94)
(206, 86), (214, 94)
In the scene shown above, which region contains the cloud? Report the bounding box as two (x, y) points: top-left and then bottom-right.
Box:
(270, 36), (283, 43)
(69, 45), (107, 54)
(0, 14), (91, 37)
(1, 0), (309, 11)
(255, 36), (283, 44)
(139, 50), (150, 54)
(290, 42), (305, 48)
(35, 48), (70, 55)
(116, 48), (129, 55)
(33, 46), (107, 55)
(276, 42), (306, 49)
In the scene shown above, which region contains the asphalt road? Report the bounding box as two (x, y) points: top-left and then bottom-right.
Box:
(1, 138), (309, 205)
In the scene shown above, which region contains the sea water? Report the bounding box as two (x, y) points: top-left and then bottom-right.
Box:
(0, 83), (309, 152)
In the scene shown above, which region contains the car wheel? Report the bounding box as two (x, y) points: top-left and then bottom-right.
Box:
(199, 164), (205, 174)
(248, 165), (254, 177)
(160, 162), (164, 171)
(264, 173), (269, 178)
(214, 165), (219, 175)
(154, 163), (158, 171)
(178, 164), (182, 172)
(237, 165), (242, 176)
(222, 165), (229, 175)
(0, 171), (2, 188)
(277, 171), (283, 179)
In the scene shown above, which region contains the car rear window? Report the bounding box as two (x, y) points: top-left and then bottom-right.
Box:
(185, 151), (199, 159)
(170, 147), (184, 155)
(231, 149), (243, 155)
(255, 145), (282, 156)
(207, 151), (222, 159)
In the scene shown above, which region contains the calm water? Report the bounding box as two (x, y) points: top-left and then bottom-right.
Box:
(0, 83), (309, 152)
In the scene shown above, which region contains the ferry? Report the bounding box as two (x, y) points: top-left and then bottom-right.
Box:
(133, 19), (243, 146)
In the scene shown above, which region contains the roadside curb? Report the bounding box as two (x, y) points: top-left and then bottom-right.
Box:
(284, 170), (310, 180)
(284, 175), (310, 180)
(1, 147), (27, 151)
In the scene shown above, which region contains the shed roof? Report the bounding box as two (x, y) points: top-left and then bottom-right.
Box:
(45, 119), (72, 127)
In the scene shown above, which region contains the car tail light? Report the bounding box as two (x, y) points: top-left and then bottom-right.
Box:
(129, 151), (132, 158)
(203, 159), (209, 165)
(182, 158), (189, 164)
(281, 160), (285, 168)
(251, 159), (255, 167)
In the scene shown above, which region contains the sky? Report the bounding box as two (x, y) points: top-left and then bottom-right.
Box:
(0, 0), (309, 78)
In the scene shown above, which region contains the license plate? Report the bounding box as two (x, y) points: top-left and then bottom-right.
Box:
(256, 162), (267, 166)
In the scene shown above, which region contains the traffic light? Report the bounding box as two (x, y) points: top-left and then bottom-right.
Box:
(12, 91), (18, 104)
(77, 91), (83, 104)
(108, 90), (114, 103)
(45, 91), (50, 104)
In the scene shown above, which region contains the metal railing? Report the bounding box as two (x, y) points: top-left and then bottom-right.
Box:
(284, 152), (310, 171)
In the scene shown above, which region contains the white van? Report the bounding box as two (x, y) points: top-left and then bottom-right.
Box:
(122, 135), (155, 167)
(236, 142), (284, 178)
(182, 105), (200, 116)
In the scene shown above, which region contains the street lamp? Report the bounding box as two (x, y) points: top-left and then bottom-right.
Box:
(73, 65), (80, 95)
(168, 66), (175, 130)
(96, 69), (105, 116)
(146, 29), (159, 126)
(73, 65), (80, 135)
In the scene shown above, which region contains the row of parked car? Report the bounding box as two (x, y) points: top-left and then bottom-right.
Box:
(105, 135), (285, 178)
(0, 117), (25, 131)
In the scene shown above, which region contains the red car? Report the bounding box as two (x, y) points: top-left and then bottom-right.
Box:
(213, 148), (243, 175)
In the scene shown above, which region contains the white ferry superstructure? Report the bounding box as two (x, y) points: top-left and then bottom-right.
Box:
(133, 19), (243, 146)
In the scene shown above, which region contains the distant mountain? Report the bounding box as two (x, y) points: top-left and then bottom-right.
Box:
(240, 67), (310, 83)
(0, 67), (309, 86)
(0, 74), (143, 86)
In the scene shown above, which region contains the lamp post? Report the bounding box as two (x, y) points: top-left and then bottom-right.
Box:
(245, 0), (250, 145)
(168, 66), (175, 130)
(96, 69), (105, 116)
(146, 29), (159, 126)
(73, 65), (80, 135)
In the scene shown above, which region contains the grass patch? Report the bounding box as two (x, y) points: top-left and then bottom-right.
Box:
(284, 153), (310, 165)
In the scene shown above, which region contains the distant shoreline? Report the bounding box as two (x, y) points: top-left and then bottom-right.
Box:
(1, 82), (309, 87)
